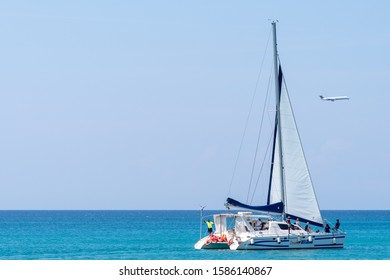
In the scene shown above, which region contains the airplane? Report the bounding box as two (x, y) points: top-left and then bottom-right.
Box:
(319, 95), (350, 102)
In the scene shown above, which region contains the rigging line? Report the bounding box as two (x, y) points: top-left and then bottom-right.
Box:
(266, 60), (276, 131)
(227, 27), (272, 197)
(246, 71), (273, 203)
(250, 130), (273, 205)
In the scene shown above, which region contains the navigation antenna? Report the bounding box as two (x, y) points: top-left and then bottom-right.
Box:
(199, 205), (206, 239)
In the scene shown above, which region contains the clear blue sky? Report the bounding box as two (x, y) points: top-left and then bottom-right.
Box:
(0, 1), (389, 210)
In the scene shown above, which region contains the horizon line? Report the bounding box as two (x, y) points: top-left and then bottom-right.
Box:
(0, 209), (388, 211)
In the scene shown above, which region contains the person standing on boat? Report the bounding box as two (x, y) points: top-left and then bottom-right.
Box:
(295, 218), (301, 228)
(205, 219), (214, 234)
(255, 218), (263, 230)
(333, 219), (340, 232)
(287, 216), (291, 234)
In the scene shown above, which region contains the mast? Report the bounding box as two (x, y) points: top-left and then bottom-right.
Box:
(272, 21), (286, 220)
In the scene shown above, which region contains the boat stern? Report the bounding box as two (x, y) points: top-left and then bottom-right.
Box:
(194, 235), (230, 250)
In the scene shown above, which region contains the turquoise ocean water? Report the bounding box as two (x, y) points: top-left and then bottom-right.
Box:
(0, 210), (388, 260)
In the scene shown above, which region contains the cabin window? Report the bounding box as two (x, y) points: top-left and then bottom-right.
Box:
(277, 224), (289, 230)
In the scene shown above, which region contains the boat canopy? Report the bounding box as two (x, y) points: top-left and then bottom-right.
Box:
(225, 197), (283, 214)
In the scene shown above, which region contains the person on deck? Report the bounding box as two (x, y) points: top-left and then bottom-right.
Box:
(333, 219), (341, 232)
(287, 216), (291, 234)
(305, 222), (312, 233)
(205, 219), (214, 234)
(295, 218), (301, 228)
(325, 223), (331, 233)
(255, 218), (263, 230)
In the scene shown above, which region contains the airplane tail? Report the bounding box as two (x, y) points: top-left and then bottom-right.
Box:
(319, 95), (324, 99)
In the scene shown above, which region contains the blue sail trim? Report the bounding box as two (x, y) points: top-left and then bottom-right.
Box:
(267, 112), (278, 205)
(267, 65), (283, 205)
(226, 197), (284, 214)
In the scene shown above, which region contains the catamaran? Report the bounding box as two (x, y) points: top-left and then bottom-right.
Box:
(195, 22), (346, 250)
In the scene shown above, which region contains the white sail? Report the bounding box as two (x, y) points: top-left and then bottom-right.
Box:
(269, 69), (323, 226)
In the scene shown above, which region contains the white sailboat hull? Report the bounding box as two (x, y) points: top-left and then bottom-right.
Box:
(194, 213), (346, 251)
(231, 233), (346, 250)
